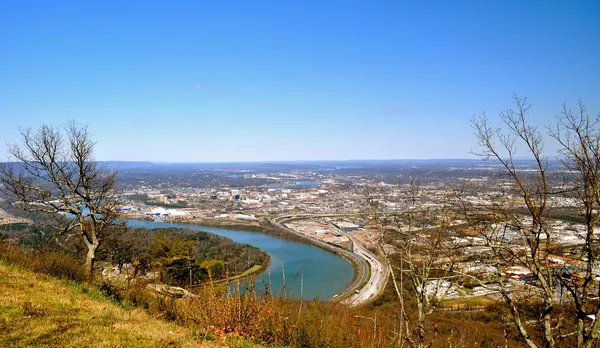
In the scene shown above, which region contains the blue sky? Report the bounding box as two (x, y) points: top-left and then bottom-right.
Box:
(1, 1), (599, 161)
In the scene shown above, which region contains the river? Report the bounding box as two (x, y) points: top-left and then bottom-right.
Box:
(128, 219), (354, 300)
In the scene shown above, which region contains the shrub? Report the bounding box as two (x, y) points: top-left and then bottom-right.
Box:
(0, 241), (86, 281)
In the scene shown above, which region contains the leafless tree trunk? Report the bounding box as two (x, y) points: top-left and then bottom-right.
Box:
(0, 121), (119, 280)
(549, 101), (600, 348)
(471, 95), (554, 348)
(469, 95), (600, 348)
(369, 180), (461, 348)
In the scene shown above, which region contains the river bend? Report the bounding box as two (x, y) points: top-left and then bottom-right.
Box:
(128, 220), (354, 300)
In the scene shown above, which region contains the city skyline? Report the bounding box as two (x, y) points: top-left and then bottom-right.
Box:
(1, 1), (599, 161)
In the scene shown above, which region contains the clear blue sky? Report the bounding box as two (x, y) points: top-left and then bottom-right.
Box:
(1, 1), (599, 161)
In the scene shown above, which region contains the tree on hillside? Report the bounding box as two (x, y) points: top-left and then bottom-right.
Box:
(469, 95), (600, 347)
(0, 122), (119, 280)
(149, 231), (227, 287)
(98, 225), (152, 278)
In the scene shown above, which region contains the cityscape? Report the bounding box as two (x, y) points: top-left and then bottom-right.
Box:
(1, 1), (599, 347)
(110, 159), (594, 305)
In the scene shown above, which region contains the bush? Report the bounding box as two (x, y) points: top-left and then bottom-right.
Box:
(0, 242), (86, 282)
(98, 281), (123, 303)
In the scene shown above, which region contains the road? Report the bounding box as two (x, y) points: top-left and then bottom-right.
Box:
(332, 225), (389, 306)
(270, 214), (388, 306)
(270, 216), (370, 303)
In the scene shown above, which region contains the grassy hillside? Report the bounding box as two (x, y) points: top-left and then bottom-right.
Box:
(0, 262), (207, 347)
(0, 238), (520, 347)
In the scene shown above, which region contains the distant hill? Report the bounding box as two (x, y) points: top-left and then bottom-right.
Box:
(98, 161), (158, 169)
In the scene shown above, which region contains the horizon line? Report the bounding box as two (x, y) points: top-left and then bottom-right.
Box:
(94, 157), (537, 164)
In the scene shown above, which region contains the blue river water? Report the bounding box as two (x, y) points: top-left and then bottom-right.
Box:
(127, 219), (354, 300)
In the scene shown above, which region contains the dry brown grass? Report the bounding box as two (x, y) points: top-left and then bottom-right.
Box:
(440, 295), (498, 309)
(122, 280), (376, 347)
(0, 242), (87, 282)
(0, 262), (211, 347)
(0, 241), (525, 347)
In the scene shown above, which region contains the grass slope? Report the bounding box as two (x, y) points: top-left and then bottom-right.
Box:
(0, 262), (206, 348)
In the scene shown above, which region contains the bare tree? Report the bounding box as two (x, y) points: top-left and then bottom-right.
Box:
(370, 180), (462, 348)
(469, 95), (600, 348)
(548, 101), (600, 348)
(471, 95), (555, 348)
(0, 122), (119, 280)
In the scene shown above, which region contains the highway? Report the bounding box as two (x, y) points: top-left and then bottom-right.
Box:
(335, 226), (389, 306)
(270, 214), (388, 306)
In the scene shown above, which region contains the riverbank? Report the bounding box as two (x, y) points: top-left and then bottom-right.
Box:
(178, 217), (264, 232)
(127, 218), (355, 300)
(168, 217), (363, 300)
(269, 216), (369, 303)
(132, 216), (364, 297)
(131, 215), (332, 246)
(136, 216), (361, 286)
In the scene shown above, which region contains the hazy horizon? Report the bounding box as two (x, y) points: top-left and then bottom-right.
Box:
(0, 157), (549, 165)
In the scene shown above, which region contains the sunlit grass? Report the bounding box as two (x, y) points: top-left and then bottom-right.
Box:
(0, 241), (520, 347)
(0, 262), (202, 347)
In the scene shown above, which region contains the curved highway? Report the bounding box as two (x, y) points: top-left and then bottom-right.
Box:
(335, 226), (388, 306)
(270, 214), (388, 306)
